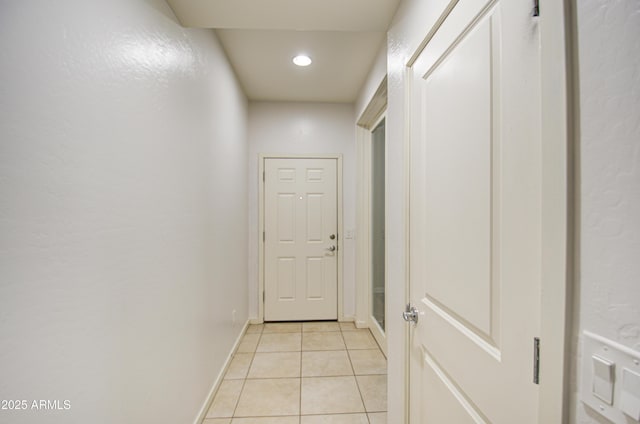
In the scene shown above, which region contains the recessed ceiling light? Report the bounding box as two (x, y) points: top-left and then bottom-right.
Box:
(293, 55), (312, 67)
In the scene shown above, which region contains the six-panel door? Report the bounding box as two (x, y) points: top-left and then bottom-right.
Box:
(264, 158), (338, 321)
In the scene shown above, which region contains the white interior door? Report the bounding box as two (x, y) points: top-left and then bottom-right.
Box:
(408, 0), (542, 422)
(264, 158), (338, 321)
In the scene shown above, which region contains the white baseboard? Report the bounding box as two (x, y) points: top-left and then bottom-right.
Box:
(355, 319), (368, 329)
(193, 319), (249, 424)
(255, 317), (353, 324)
(342, 316), (371, 329)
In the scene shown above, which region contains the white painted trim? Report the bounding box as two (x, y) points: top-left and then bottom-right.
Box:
(337, 155), (344, 322)
(369, 319), (387, 357)
(406, 0), (460, 68)
(193, 319), (249, 424)
(355, 319), (369, 329)
(367, 112), (388, 356)
(538, 1), (573, 422)
(361, 132), (373, 330)
(257, 156), (265, 324)
(258, 154), (344, 322)
(355, 125), (370, 328)
(402, 63), (413, 424)
(357, 76), (388, 128)
(355, 77), (388, 333)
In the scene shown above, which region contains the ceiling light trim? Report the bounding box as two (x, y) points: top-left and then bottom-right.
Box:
(293, 54), (312, 67)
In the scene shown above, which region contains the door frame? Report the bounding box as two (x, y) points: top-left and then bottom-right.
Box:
(367, 112), (387, 355)
(402, 1), (574, 423)
(258, 154), (344, 323)
(356, 77), (388, 337)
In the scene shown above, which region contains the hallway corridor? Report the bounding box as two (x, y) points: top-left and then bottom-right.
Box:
(204, 322), (387, 424)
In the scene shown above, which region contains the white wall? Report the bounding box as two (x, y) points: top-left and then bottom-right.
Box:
(355, 40), (388, 120)
(571, 1), (640, 422)
(0, 2), (248, 424)
(247, 102), (356, 320)
(384, 1), (456, 421)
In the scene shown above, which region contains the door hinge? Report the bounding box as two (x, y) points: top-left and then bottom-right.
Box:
(263, 171), (265, 182)
(263, 231), (265, 242)
(263, 291), (265, 302)
(533, 0), (540, 16)
(533, 337), (540, 384)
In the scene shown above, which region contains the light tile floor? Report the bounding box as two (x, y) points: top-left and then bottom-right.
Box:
(204, 322), (387, 424)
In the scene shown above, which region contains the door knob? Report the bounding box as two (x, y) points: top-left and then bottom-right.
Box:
(329, 234), (336, 240)
(327, 245), (336, 252)
(403, 303), (419, 324)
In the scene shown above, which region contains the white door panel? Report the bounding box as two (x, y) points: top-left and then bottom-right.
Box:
(422, 17), (494, 336)
(264, 158), (338, 321)
(409, 0), (541, 422)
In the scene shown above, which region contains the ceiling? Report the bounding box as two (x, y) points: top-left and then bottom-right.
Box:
(166, 0), (400, 103)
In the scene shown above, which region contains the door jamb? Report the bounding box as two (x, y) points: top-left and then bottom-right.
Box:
(366, 112), (388, 355)
(258, 154), (344, 323)
(537, 1), (574, 422)
(355, 77), (388, 333)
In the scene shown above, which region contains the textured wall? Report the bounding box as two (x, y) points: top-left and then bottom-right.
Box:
(247, 102), (356, 320)
(355, 40), (388, 120)
(572, 0), (640, 422)
(0, 1), (248, 423)
(385, 0), (453, 421)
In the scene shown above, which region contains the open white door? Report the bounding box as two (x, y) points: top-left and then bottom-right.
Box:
(264, 157), (338, 321)
(408, 0), (543, 422)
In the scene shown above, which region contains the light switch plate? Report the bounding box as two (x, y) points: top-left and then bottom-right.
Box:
(621, 368), (640, 420)
(581, 331), (640, 423)
(592, 355), (615, 405)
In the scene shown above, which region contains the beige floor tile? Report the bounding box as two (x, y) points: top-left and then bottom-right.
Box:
(232, 417), (299, 424)
(342, 331), (378, 350)
(302, 350), (353, 377)
(302, 332), (346, 351)
(235, 378), (300, 417)
(367, 412), (387, 424)
(206, 380), (244, 418)
(257, 333), (301, 352)
(203, 419), (232, 424)
(237, 333), (261, 353)
(348, 349), (387, 375)
(356, 375), (387, 412)
(339, 322), (358, 331)
(263, 322), (302, 333)
(303, 321), (341, 332)
(248, 352), (301, 378)
(301, 414), (368, 424)
(301, 376), (365, 415)
(246, 324), (264, 334)
(225, 353), (253, 380)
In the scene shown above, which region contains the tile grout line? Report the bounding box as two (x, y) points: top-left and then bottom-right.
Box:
(230, 325), (263, 420)
(299, 326), (303, 423)
(240, 324), (303, 420)
(367, 326), (389, 420)
(341, 327), (371, 423)
(227, 323), (384, 423)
